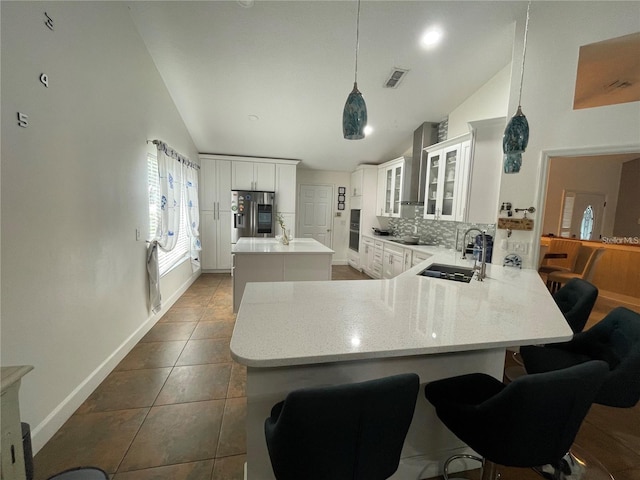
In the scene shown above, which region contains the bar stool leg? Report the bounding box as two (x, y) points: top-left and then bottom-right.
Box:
(480, 459), (499, 480)
(442, 454), (483, 480)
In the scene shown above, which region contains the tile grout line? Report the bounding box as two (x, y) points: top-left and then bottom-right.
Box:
(113, 282), (217, 477)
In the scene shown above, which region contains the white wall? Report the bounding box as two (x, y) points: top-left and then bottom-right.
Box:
(296, 169), (351, 263)
(543, 157), (623, 237)
(497, 2), (640, 267)
(614, 158), (640, 237)
(448, 63), (512, 138)
(1, 2), (199, 451)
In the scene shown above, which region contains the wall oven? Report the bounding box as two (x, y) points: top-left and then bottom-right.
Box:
(349, 209), (361, 252)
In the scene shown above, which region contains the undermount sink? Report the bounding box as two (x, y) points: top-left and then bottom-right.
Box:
(418, 263), (475, 283)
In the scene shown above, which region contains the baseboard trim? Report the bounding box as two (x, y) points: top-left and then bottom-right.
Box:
(30, 269), (201, 453)
(599, 290), (640, 308)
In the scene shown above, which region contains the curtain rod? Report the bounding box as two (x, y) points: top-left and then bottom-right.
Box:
(147, 139), (200, 170)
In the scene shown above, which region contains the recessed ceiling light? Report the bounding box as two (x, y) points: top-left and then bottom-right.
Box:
(421, 28), (443, 48)
(248, 115), (259, 121)
(237, 0), (254, 8)
(364, 125), (373, 136)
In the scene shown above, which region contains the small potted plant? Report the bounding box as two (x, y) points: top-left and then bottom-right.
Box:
(276, 213), (289, 245)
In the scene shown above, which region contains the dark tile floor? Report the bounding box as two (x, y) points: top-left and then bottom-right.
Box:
(33, 266), (640, 480)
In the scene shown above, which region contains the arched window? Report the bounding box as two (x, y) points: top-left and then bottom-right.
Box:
(580, 205), (594, 240)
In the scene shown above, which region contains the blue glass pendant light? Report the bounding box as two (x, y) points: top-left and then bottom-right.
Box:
(343, 0), (367, 140)
(503, 1), (531, 173)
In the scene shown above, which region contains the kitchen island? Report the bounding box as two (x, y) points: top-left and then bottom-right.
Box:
(232, 237), (334, 312)
(230, 248), (573, 479)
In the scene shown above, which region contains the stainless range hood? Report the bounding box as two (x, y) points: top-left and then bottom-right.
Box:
(402, 122), (439, 206)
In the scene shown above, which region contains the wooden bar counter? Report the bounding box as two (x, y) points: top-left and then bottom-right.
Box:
(540, 237), (640, 302)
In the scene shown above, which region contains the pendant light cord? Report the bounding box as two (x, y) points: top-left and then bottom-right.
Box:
(354, 0), (361, 84)
(517, 1), (531, 106)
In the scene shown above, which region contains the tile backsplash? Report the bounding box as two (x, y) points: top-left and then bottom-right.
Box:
(388, 216), (496, 251)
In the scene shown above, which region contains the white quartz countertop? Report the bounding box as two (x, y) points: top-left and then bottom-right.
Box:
(230, 248), (573, 367)
(232, 237), (335, 254)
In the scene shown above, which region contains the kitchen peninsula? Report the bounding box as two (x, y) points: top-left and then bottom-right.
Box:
(232, 237), (334, 312)
(230, 247), (574, 479)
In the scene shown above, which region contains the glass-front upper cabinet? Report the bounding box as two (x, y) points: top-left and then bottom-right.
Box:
(424, 137), (470, 221)
(425, 153), (440, 217)
(385, 168), (393, 214)
(377, 158), (407, 217)
(441, 148), (458, 217)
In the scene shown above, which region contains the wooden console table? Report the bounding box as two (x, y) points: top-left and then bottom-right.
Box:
(1, 365), (33, 480)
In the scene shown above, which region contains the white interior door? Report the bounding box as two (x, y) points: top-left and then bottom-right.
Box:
(560, 191), (606, 240)
(298, 184), (333, 248)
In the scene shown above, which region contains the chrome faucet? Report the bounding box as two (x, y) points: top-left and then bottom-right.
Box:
(461, 228), (487, 281)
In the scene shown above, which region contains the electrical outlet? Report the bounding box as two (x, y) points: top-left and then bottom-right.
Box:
(136, 228), (141, 241)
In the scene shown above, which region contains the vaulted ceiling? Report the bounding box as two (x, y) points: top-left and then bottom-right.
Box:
(128, 1), (527, 171)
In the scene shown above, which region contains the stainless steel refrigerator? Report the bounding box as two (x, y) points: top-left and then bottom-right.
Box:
(231, 190), (276, 243)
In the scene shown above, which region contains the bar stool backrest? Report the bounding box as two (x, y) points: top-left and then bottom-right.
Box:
(264, 373), (420, 480)
(545, 239), (582, 271)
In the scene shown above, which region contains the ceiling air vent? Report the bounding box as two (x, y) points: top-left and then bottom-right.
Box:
(384, 68), (409, 88)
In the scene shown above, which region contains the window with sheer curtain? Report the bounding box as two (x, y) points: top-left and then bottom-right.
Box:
(147, 151), (189, 275)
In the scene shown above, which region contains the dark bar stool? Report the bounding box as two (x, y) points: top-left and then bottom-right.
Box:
(508, 278), (599, 377)
(264, 373), (419, 480)
(521, 306), (640, 408)
(552, 278), (599, 333)
(425, 361), (609, 480)
(521, 307), (640, 479)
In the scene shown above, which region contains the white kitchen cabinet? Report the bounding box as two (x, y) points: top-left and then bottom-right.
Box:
(403, 248), (413, 271)
(350, 168), (364, 197)
(201, 210), (232, 270)
(462, 117), (505, 224)
(1, 365), (33, 480)
(361, 236), (375, 277)
(202, 156), (299, 271)
(351, 165), (379, 233)
(232, 161), (276, 191)
(275, 164), (297, 213)
(347, 248), (360, 270)
(424, 135), (470, 221)
(371, 239), (384, 279)
(412, 250), (431, 267)
(200, 156), (232, 271)
(202, 158), (232, 212)
(382, 243), (404, 279)
(376, 156), (412, 218)
(423, 119), (504, 224)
